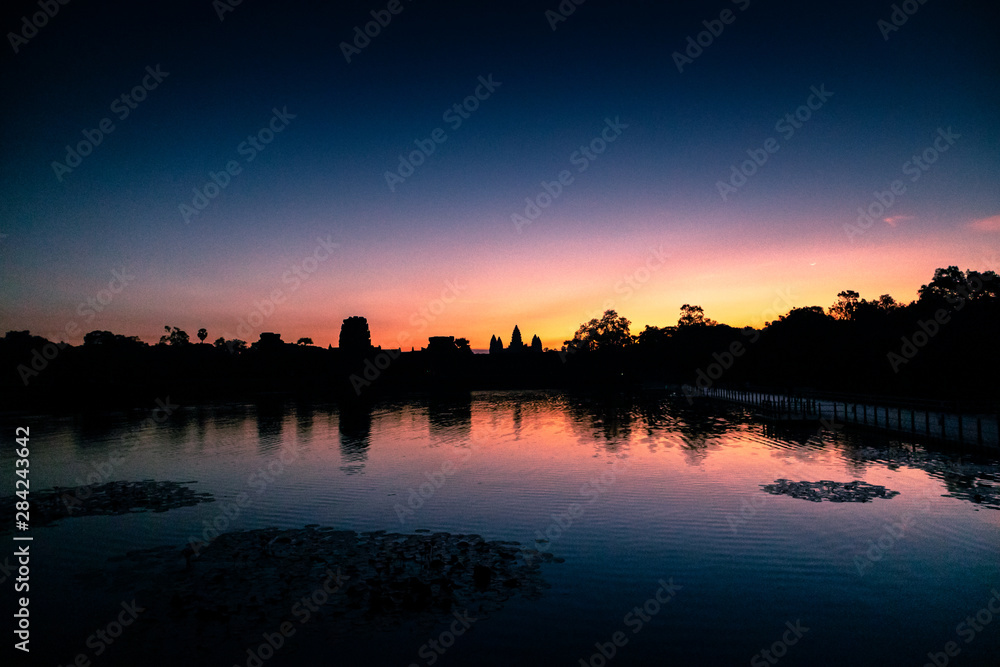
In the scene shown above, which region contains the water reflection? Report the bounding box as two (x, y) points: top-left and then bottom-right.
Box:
(662, 400), (733, 466)
(13, 390), (1000, 667)
(254, 398), (285, 449)
(295, 399), (315, 444)
(841, 440), (1000, 510)
(427, 393), (472, 447)
(338, 401), (372, 474)
(72, 410), (133, 449)
(565, 394), (636, 456)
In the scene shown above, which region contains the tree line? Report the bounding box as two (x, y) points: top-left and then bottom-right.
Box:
(1, 266), (997, 405)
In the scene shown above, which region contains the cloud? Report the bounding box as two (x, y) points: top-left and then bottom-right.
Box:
(968, 214), (1000, 232)
(882, 215), (913, 227)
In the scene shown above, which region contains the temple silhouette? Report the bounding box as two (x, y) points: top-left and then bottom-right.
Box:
(1, 266), (998, 407)
(489, 325), (543, 355)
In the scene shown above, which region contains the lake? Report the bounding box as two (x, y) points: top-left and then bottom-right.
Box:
(4, 390), (999, 666)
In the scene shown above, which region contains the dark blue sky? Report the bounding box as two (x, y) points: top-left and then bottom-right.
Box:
(1, 0), (998, 347)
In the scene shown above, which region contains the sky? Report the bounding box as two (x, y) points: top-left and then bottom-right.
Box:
(1, 0), (998, 350)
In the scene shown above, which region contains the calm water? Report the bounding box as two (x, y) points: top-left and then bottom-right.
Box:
(4, 391), (1000, 666)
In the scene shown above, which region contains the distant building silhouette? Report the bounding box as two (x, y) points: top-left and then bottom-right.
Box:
(510, 325), (524, 351)
(339, 316), (372, 355)
(490, 327), (542, 354)
(427, 336), (457, 354)
(255, 332), (284, 351)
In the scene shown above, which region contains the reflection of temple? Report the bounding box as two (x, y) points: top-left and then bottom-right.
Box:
(255, 398), (285, 450)
(490, 325), (543, 354)
(295, 400), (314, 444)
(338, 402), (371, 474)
(428, 393), (473, 446)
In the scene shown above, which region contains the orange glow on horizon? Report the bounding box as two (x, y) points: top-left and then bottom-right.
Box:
(15, 217), (996, 351)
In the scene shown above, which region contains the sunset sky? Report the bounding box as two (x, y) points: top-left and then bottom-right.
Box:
(1, 0), (998, 349)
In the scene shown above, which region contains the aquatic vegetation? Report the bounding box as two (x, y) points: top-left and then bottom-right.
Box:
(87, 526), (558, 653)
(761, 479), (899, 502)
(0, 480), (214, 531)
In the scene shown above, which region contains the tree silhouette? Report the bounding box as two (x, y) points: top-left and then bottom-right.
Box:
(297, 337), (313, 346)
(213, 336), (246, 353)
(919, 266), (1000, 304)
(828, 290), (860, 320)
(637, 324), (673, 347)
(197, 328), (208, 343)
(564, 310), (634, 353)
(677, 304), (716, 327)
(159, 326), (190, 346)
(83, 330), (143, 347)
